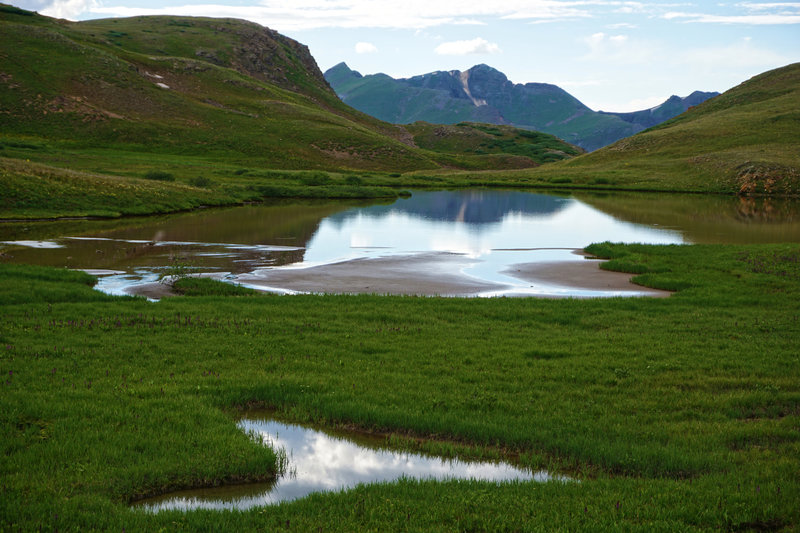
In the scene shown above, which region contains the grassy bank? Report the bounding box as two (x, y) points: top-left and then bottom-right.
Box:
(1, 243), (798, 530)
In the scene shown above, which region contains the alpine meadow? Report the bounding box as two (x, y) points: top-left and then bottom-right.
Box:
(1, 3), (799, 531)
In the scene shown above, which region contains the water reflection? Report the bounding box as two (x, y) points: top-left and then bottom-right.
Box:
(326, 190), (569, 226)
(2, 190), (800, 297)
(136, 418), (549, 512)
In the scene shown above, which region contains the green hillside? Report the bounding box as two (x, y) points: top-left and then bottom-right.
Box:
(531, 62), (800, 194)
(0, 6), (579, 218)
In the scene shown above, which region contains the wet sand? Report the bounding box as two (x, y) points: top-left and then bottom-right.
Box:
(503, 259), (672, 297)
(236, 253), (502, 296)
(120, 252), (672, 299)
(235, 252), (672, 298)
(123, 281), (177, 299)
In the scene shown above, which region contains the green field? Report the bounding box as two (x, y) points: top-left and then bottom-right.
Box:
(1, 243), (798, 530)
(2, 5), (800, 530)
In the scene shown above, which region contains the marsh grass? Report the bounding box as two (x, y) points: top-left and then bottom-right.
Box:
(1, 242), (798, 530)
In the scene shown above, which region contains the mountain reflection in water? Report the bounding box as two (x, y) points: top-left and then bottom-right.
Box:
(326, 190), (569, 226)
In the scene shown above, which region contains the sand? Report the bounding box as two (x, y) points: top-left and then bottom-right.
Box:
(235, 253), (501, 296)
(232, 252), (672, 298)
(503, 259), (672, 297)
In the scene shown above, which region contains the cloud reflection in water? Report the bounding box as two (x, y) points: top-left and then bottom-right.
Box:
(137, 418), (555, 512)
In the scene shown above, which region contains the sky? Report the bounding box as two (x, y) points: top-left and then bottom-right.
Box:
(11, 0), (800, 112)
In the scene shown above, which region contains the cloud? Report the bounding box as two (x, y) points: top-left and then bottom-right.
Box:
(664, 2), (800, 24)
(664, 11), (800, 23)
(434, 37), (501, 55)
(354, 41), (378, 54)
(736, 2), (800, 10)
(28, 0), (98, 19)
(54, 0), (654, 28)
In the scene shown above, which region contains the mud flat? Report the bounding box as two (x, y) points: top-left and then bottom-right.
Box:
(236, 253), (505, 296)
(504, 259), (671, 297)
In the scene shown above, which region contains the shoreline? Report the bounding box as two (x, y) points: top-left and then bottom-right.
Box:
(120, 252), (672, 299)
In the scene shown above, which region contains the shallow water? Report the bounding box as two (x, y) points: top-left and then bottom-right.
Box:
(134, 417), (553, 512)
(2, 190), (798, 297)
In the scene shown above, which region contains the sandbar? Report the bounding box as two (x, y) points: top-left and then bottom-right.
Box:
(503, 259), (671, 297)
(236, 253), (503, 296)
(120, 252), (672, 299)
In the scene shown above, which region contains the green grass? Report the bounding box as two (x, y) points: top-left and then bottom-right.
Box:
(172, 277), (257, 296)
(1, 243), (798, 530)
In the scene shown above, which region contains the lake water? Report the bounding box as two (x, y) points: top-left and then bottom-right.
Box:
(1, 190), (798, 297)
(134, 416), (554, 512)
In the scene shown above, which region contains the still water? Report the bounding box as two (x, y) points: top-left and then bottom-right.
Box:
(1, 190), (798, 297)
(135, 417), (552, 512)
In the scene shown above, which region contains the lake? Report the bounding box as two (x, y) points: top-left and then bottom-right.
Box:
(2, 190), (798, 297)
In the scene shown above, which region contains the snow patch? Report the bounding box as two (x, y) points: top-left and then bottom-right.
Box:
(457, 70), (487, 107)
(156, 82), (170, 89)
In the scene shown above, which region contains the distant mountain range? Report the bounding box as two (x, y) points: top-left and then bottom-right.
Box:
(325, 63), (718, 151)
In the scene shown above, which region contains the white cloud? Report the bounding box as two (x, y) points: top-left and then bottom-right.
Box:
(434, 37), (501, 55)
(354, 41), (378, 54)
(736, 2), (800, 10)
(69, 0), (656, 29)
(664, 1), (800, 24)
(38, 0), (98, 19)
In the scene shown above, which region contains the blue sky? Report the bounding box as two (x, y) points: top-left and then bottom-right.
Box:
(12, 0), (800, 111)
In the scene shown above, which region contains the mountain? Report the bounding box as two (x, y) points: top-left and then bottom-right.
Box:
(599, 91), (720, 129)
(0, 6), (581, 217)
(526, 63), (800, 195)
(324, 62), (718, 151)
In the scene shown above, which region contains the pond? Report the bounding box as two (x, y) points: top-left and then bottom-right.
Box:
(2, 190), (798, 297)
(134, 416), (556, 512)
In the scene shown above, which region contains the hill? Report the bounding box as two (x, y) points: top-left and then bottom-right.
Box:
(0, 6), (580, 218)
(324, 62), (718, 151)
(453, 62), (798, 195)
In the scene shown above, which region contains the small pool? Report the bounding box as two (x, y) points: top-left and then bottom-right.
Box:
(134, 417), (560, 512)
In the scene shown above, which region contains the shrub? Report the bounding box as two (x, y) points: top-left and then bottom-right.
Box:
(189, 176), (213, 188)
(144, 170), (175, 181)
(299, 171), (331, 186)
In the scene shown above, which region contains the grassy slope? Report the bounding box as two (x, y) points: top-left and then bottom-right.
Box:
(406, 122), (583, 165)
(0, 7), (581, 219)
(1, 244), (798, 530)
(518, 63), (800, 194)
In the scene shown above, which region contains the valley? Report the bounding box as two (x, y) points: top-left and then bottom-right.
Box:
(1, 4), (799, 531)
